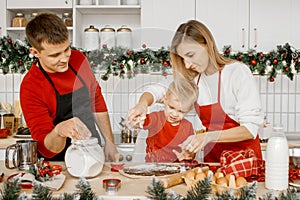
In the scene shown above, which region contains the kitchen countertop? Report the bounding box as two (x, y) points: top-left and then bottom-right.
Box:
(0, 161), (284, 199)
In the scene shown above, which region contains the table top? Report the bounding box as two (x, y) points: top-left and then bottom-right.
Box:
(0, 160), (281, 199)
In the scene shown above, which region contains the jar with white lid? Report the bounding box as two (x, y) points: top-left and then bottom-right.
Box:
(84, 25), (100, 51)
(65, 137), (105, 178)
(100, 25), (116, 49)
(117, 25), (132, 49)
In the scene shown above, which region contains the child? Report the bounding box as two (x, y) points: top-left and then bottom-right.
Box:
(140, 79), (199, 162)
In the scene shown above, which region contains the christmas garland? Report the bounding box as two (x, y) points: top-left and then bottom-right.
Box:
(1, 35), (300, 82)
(1, 176), (299, 200)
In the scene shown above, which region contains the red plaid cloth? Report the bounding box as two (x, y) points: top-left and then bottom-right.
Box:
(219, 149), (265, 180)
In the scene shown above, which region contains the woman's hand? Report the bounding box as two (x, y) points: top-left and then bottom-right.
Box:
(180, 133), (207, 154)
(55, 117), (91, 140)
(125, 102), (148, 128)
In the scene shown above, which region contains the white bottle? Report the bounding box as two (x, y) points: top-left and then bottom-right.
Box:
(265, 125), (289, 190)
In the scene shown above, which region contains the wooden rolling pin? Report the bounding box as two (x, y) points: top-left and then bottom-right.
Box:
(159, 166), (209, 188)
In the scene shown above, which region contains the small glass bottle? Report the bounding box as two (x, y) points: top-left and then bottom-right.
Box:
(65, 137), (105, 178)
(12, 13), (27, 27)
(62, 12), (73, 27)
(265, 125), (289, 190)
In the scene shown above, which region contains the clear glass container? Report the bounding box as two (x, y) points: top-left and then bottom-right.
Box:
(65, 137), (104, 178)
(12, 13), (27, 27)
(62, 12), (73, 27)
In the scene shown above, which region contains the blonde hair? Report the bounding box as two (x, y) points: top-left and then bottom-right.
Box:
(166, 76), (199, 111)
(170, 20), (234, 81)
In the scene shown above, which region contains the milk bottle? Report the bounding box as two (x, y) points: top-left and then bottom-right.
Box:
(265, 125), (289, 190)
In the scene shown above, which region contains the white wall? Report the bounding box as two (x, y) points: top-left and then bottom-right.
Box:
(1, 73), (300, 133)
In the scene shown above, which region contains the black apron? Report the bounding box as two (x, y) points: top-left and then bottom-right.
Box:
(38, 61), (101, 161)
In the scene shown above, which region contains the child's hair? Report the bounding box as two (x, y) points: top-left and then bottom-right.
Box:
(166, 76), (199, 111)
(25, 12), (69, 51)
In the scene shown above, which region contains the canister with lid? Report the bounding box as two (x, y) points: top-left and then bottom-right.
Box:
(117, 25), (132, 48)
(100, 25), (116, 49)
(62, 12), (73, 27)
(65, 137), (105, 178)
(84, 25), (100, 51)
(79, 0), (94, 5)
(12, 13), (27, 27)
(28, 12), (38, 22)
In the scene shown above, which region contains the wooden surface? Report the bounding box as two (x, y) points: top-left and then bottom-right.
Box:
(0, 161), (283, 199)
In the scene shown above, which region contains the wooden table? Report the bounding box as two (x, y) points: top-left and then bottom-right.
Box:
(0, 160), (282, 199)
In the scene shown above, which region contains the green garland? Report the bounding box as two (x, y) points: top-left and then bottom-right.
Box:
(1, 176), (299, 199)
(1, 35), (300, 82)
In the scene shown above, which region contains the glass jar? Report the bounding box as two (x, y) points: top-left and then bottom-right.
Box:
(28, 12), (38, 22)
(12, 13), (27, 27)
(62, 12), (73, 27)
(65, 137), (105, 178)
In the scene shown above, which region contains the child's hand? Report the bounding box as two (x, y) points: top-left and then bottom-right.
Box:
(173, 149), (194, 161)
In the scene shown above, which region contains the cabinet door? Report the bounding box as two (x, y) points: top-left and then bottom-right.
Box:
(250, 0), (300, 51)
(196, 0), (249, 52)
(6, 0), (72, 8)
(0, 1), (5, 37)
(141, 0), (195, 49)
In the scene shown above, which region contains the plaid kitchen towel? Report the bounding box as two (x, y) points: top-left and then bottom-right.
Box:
(219, 149), (265, 179)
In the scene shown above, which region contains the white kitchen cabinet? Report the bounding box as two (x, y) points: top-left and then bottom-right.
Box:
(140, 0), (195, 49)
(196, 0), (300, 52)
(73, 1), (141, 49)
(0, 1), (5, 37)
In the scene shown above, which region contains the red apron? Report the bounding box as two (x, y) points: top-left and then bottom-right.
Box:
(195, 71), (262, 162)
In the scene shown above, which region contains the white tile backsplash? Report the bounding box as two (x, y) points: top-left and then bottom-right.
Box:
(1, 73), (300, 133)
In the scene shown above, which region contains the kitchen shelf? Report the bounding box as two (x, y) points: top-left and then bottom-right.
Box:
(75, 6), (140, 15)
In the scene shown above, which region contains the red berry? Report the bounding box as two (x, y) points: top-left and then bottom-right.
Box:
(237, 55), (243, 61)
(250, 59), (257, 66)
(225, 49), (230, 54)
(163, 60), (169, 67)
(18, 61), (24, 66)
(294, 58), (298, 63)
(269, 77), (275, 82)
(273, 58), (278, 65)
(120, 64), (125, 69)
(7, 39), (12, 43)
(126, 50), (131, 55)
(162, 72), (168, 76)
(259, 52), (264, 58)
(285, 67), (289, 72)
(140, 58), (146, 64)
(102, 44), (107, 49)
(142, 44), (147, 48)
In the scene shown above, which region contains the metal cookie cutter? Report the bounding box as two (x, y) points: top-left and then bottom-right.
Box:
(103, 178), (121, 193)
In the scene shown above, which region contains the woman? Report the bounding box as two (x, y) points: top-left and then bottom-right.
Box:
(126, 20), (263, 162)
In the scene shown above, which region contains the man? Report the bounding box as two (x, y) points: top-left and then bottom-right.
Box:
(20, 13), (117, 161)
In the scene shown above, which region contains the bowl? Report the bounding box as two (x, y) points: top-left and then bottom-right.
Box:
(289, 148), (300, 167)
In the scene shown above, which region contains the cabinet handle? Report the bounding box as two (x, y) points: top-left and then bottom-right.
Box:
(241, 28), (245, 48)
(254, 28), (257, 48)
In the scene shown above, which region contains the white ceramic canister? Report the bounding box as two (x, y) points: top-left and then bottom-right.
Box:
(65, 137), (105, 178)
(100, 25), (116, 49)
(116, 25), (132, 48)
(99, 0), (120, 5)
(123, 0), (139, 5)
(84, 25), (100, 51)
(265, 125), (289, 190)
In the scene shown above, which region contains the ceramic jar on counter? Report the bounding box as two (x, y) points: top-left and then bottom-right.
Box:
(12, 13), (27, 27)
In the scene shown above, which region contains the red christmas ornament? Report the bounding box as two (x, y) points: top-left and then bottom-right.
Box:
(120, 70), (125, 75)
(162, 72), (168, 76)
(250, 59), (257, 66)
(269, 77), (275, 82)
(273, 58), (278, 65)
(113, 58), (118, 62)
(140, 58), (146, 64)
(120, 64), (125, 69)
(102, 76), (109, 81)
(237, 55), (243, 61)
(142, 44), (147, 48)
(7, 39), (12, 43)
(259, 52), (264, 58)
(285, 67), (290, 72)
(18, 61), (24, 66)
(102, 44), (107, 49)
(128, 70), (133, 75)
(225, 49), (230, 54)
(294, 58), (298, 63)
(163, 60), (169, 67)
(126, 50), (131, 55)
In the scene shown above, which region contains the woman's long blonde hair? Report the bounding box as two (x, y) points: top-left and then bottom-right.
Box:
(170, 20), (234, 81)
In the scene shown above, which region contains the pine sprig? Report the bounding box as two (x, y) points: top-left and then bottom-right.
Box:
(0, 177), (21, 200)
(31, 182), (53, 200)
(146, 178), (169, 200)
(185, 176), (212, 200)
(75, 177), (96, 200)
